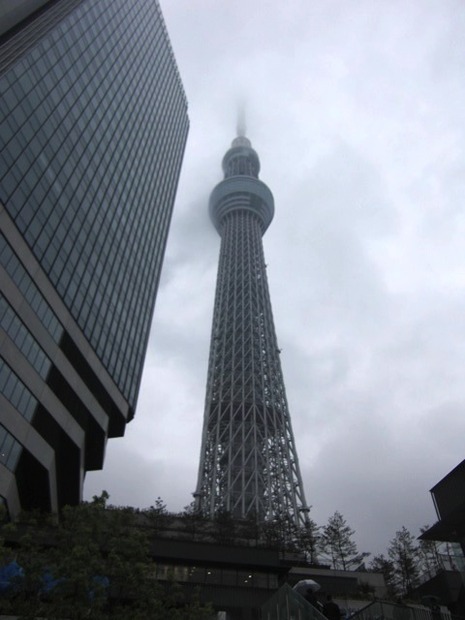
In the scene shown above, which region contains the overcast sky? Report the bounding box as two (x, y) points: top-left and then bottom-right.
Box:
(85, 0), (465, 559)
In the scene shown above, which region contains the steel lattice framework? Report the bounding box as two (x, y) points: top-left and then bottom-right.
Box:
(194, 135), (310, 527)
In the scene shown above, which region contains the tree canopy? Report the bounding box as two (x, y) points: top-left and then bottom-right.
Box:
(387, 526), (420, 597)
(0, 493), (213, 619)
(321, 511), (370, 570)
(0, 493), (454, 614)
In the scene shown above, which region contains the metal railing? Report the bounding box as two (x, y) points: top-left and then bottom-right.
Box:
(349, 601), (452, 620)
(261, 583), (330, 620)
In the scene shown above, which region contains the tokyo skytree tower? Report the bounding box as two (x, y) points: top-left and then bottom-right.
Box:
(194, 127), (310, 527)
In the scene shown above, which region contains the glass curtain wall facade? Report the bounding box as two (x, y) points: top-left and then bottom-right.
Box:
(0, 0), (189, 516)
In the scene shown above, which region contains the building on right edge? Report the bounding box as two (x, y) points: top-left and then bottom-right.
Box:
(420, 460), (465, 558)
(194, 130), (309, 527)
(416, 461), (465, 615)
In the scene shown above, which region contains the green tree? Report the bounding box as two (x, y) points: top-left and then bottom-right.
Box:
(0, 493), (213, 619)
(418, 525), (443, 580)
(145, 496), (173, 531)
(212, 508), (236, 544)
(321, 511), (369, 570)
(239, 511), (262, 545)
(261, 512), (298, 551)
(388, 526), (420, 596)
(2, 510), (60, 619)
(296, 517), (321, 564)
(181, 501), (207, 542)
(369, 554), (397, 599)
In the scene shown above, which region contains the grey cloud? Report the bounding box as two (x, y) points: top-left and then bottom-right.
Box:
(85, 0), (465, 559)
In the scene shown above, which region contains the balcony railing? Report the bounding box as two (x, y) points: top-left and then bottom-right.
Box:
(349, 600), (452, 620)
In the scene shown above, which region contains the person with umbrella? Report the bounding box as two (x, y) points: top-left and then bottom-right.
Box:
(305, 587), (320, 609)
(293, 579), (323, 610)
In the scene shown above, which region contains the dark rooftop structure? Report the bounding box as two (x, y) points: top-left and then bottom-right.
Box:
(420, 460), (465, 548)
(418, 460), (465, 618)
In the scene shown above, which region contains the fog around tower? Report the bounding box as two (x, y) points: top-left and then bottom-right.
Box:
(236, 103), (247, 138)
(85, 0), (465, 558)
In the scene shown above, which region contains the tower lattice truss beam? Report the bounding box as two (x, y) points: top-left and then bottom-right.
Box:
(195, 135), (309, 527)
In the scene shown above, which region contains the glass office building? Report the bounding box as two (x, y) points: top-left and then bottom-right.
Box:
(0, 0), (189, 515)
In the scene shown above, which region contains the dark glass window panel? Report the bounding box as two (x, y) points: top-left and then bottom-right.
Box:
(0, 0), (188, 409)
(0, 424), (23, 473)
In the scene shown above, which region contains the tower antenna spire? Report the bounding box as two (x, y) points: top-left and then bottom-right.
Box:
(236, 102), (246, 137)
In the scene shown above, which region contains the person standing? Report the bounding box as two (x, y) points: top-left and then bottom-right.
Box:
(323, 594), (341, 620)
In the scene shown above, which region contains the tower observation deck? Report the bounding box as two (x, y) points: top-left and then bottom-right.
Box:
(194, 132), (310, 527)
